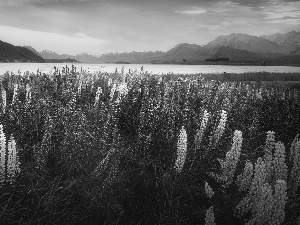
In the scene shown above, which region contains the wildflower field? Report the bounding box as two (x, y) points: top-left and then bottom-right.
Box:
(0, 66), (300, 225)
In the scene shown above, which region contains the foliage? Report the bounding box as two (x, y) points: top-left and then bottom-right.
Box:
(0, 67), (300, 224)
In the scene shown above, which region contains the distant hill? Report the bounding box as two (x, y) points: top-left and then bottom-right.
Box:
(23, 46), (41, 57)
(0, 40), (45, 62)
(262, 30), (300, 53)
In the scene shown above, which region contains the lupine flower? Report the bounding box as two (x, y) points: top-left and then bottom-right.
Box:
(77, 81), (82, 96)
(264, 131), (275, 183)
(288, 139), (300, 196)
(217, 130), (243, 186)
(118, 83), (128, 97)
(256, 88), (263, 100)
(194, 110), (210, 148)
(174, 126), (187, 173)
(248, 183), (274, 225)
(1, 89), (6, 112)
(250, 157), (267, 195)
(6, 136), (20, 185)
(205, 181), (214, 198)
(235, 195), (252, 219)
(107, 78), (112, 87)
(236, 160), (254, 192)
(110, 83), (117, 100)
(273, 142), (287, 182)
(235, 158), (266, 219)
(12, 83), (19, 104)
(272, 180), (288, 225)
(94, 87), (102, 107)
(205, 206), (216, 225)
(213, 110), (227, 145)
(25, 84), (31, 104)
(116, 83), (129, 104)
(0, 124), (6, 186)
(235, 156), (288, 225)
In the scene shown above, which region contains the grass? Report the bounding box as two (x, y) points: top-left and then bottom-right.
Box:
(0, 67), (299, 224)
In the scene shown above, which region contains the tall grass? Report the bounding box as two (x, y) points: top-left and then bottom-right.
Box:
(0, 67), (299, 224)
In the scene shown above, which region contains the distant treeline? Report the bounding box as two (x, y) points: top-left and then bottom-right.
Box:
(205, 58), (230, 62)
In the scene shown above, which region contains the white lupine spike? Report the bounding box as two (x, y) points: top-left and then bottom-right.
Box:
(195, 110), (210, 148)
(289, 140), (300, 196)
(6, 136), (20, 185)
(110, 83), (117, 100)
(205, 181), (214, 198)
(250, 157), (267, 195)
(94, 87), (103, 107)
(217, 130), (243, 186)
(118, 83), (128, 97)
(0, 124), (6, 186)
(25, 84), (31, 104)
(77, 81), (82, 96)
(174, 126), (187, 173)
(12, 83), (19, 104)
(213, 110), (227, 145)
(264, 131), (276, 183)
(272, 180), (288, 225)
(1, 89), (6, 112)
(236, 160), (254, 192)
(205, 206), (216, 225)
(273, 142), (287, 182)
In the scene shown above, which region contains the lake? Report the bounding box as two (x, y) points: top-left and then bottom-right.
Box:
(0, 63), (300, 75)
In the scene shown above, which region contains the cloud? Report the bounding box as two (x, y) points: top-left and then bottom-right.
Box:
(175, 8), (207, 15)
(0, 0), (300, 55)
(0, 26), (107, 54)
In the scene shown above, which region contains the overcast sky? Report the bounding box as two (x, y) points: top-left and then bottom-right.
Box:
(0, 0), (299, 55)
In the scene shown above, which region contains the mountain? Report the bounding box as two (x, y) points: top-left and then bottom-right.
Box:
(290, 46), (300, 55)
(100, 51), (165, 63)
(262, 30), (300, 53)
(39, 50), (165, 63)
(40, 50), (72, 60)
(162, 43), (210, 61)
(23, 46), (41, 57)
(74, 53), (101, 63)
(207, 46), (267, 61)
(35, 30), (299, 64)
(206, 33), (288, 55)
(0, 40), (45, 62)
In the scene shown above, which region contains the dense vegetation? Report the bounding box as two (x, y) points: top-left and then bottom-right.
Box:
(0, 67), (300, 224)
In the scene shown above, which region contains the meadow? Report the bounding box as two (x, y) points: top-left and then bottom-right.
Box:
(0, 66), (300, 225)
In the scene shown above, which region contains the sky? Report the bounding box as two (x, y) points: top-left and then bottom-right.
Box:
(0, 0), (300, 55)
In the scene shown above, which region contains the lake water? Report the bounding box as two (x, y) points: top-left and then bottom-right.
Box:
(0, 63), (300, 75)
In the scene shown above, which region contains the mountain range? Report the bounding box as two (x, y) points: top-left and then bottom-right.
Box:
(1, 30), (300, 64)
